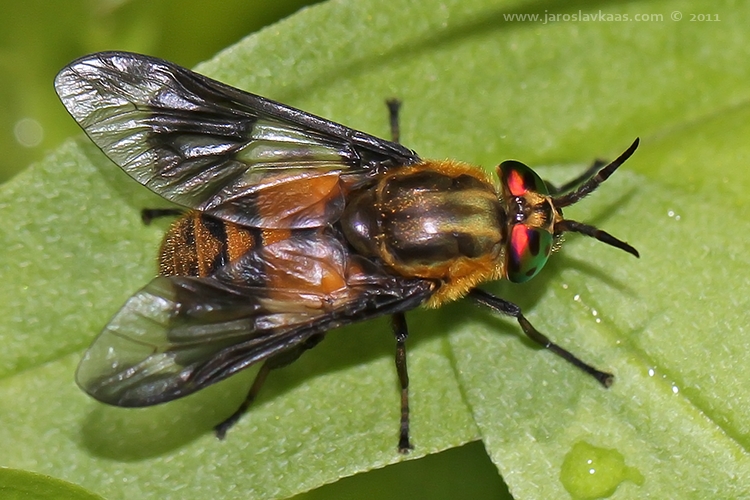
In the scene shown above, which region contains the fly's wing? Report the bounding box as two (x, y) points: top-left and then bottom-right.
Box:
(77, 230), (435, 407)
(55, 52), (420, 228)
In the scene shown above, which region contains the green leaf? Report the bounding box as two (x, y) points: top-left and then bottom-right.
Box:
(0, 469), (104, 500)
(1, 0), (749, 499)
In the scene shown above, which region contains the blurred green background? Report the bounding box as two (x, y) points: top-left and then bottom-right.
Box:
(0, 0), (323, 183)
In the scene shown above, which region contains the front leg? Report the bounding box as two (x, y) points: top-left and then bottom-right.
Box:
(468, 288), (613, 387)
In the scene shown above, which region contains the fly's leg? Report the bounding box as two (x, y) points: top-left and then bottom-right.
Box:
(215, 333), (325, 439)
(386, 101), (414, 453)
(468, 288), (613, 387)
(140, 208), (184, 225)
(386, 98), (402, 144)
(392, 312), (413, 453)
(215, 359), (273, 439)
(544, 159), (606, 195)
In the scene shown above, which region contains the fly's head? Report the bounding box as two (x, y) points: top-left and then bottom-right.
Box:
(497, 139), (640, 283)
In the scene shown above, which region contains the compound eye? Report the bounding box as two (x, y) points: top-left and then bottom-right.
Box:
(498, 160), (549, 197)
(506, 224), (553, 283)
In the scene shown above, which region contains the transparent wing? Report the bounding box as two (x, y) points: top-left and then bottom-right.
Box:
(77, 232), (435, 407)
(55, 51), (421, 228)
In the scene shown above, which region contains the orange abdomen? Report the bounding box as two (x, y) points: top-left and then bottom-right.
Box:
(159, 211), (256, 277)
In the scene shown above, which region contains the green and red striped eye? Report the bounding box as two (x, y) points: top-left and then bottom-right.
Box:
(498, 160), (554, 283)
(499, 160), (549, 197)
(506, 224), (553, 282)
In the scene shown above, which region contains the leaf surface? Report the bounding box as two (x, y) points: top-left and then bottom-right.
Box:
(1, 0), (748, 499)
